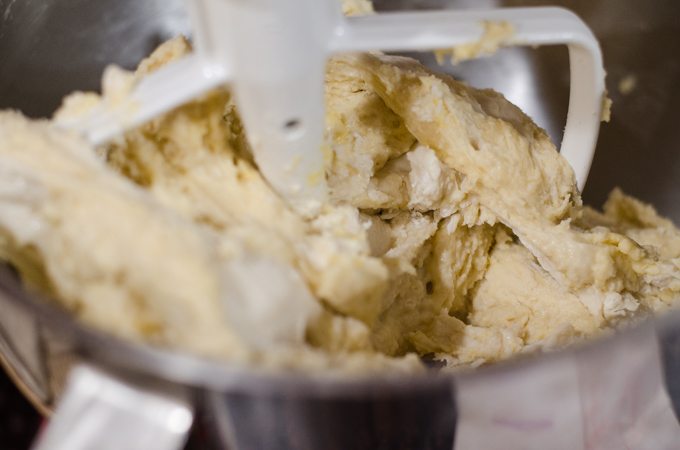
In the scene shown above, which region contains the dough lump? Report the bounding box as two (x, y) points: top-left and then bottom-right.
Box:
(1, 20), (679, 374)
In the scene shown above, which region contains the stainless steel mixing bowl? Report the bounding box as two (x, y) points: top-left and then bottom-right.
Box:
(1, 0), (680, 449)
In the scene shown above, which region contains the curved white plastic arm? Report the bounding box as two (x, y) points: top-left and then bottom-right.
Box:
(63, 3), (603, 201)
(333, 7), (604, 192)
(57, 54), (230, 146)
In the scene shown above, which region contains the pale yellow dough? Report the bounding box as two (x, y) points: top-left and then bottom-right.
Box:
(434, 21), (515, 65)
(1, 17), (680, 374)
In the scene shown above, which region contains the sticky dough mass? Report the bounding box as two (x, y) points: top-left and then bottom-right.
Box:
(1, 31), (680, 374)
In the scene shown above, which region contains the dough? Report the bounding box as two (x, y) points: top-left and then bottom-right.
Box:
(1, 10), (679, 373)
(434, 21), (515, 65)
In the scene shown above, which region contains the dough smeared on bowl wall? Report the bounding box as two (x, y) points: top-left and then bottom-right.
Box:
(1, 18), (680, 374)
